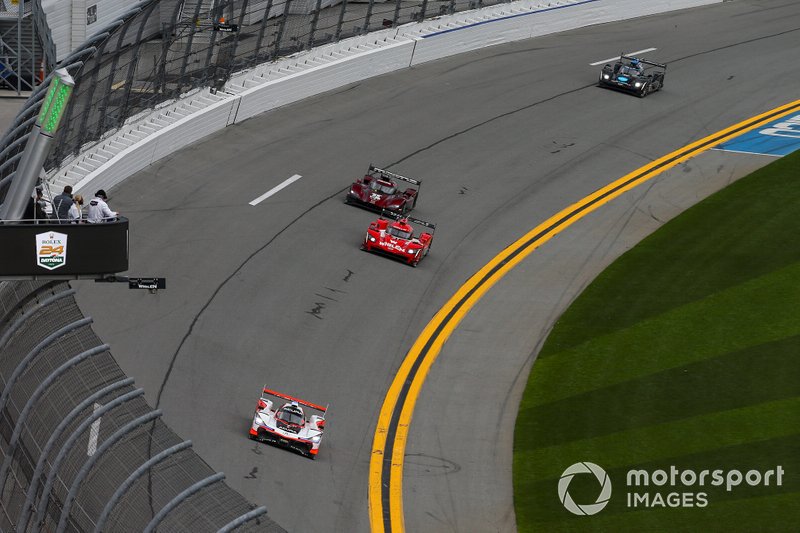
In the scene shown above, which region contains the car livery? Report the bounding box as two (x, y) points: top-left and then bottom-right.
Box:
(345, 165), (421, 214)
(598, 54), (666, 98)
(249, 387), (327, 459)
(361, 211), (435, 267)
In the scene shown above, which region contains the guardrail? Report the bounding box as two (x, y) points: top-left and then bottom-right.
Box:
(0, 280), (284, 532)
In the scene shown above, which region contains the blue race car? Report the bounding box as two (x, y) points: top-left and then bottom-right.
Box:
(599, 54), (666, 98)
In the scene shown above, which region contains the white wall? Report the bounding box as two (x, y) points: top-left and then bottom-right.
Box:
(42, 0), (143, 62)
(57, 0), (724, 196)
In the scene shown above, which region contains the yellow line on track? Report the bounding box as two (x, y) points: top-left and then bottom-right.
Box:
(368, 98), (800, 533)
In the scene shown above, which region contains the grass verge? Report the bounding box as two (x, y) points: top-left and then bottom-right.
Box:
(513, 149), (800, 532)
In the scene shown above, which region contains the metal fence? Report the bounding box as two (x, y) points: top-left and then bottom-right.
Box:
(0, 0), (521, 529)
(0, 0), (517, 204)
(0, 280), (284, 532)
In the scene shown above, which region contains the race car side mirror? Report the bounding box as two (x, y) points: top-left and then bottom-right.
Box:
(317, 419), (326, 429)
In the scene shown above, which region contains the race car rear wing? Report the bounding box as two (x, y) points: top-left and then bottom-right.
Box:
(379, 209), (436, 231)
(408, 216), (436, 231)
(620, 54), (667, 70)
(369, 164), (422, 187)
(261, 387), (328, 414)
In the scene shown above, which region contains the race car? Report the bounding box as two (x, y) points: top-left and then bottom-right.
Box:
(248, 387), (328, 459)
(345, 165), (421, 214)
(598, 54), (666, 97)
(361, 211), (435, 267)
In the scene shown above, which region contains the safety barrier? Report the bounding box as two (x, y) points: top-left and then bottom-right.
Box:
(0, 280), (283, 532)
(0, 0), (721, 530)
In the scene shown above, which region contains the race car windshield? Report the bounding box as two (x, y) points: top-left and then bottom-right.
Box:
(389, 227), (412, 239)
(278, 410), (304, 425)
(370, 180), (396, 195)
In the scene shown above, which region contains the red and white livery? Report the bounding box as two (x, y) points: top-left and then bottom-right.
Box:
(248, 387), (328, 459)
(361, 211), (435, 267)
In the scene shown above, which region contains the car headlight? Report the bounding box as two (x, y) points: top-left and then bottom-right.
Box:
(603, 74), (610, 80)
(369, 236), (376, 242)
(311, 436), (321, 443)
(408, 249), (416, 254)
(635, 82), (642, 87)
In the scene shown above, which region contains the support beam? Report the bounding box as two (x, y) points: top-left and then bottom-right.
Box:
(16, 378), (135, 533)
(56, 410), (163, 533)
(93, 440), (192, 533)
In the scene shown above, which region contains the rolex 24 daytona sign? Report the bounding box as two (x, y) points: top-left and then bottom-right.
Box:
(36, 232), (67, 270)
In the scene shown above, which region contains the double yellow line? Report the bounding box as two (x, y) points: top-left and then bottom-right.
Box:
(368, 99), (800, 533)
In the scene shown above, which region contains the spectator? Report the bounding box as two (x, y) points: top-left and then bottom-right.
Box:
(22, 187), (48, 222)
(52, 185), (73, 222)
(86, 189), (118, 223)
(68, 194), (84, 223)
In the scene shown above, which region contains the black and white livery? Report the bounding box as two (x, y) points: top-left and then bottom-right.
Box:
(598, 54), (666, 98)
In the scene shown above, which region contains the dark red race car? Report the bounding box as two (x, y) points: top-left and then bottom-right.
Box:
(361, 212), (435, 267)
(345, 165), (421, 214)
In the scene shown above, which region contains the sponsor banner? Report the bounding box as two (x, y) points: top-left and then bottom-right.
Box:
(36, 231), (67, 270)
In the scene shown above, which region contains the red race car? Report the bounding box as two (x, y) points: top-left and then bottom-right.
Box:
(361, 212), (435, 267)
(345, 165), (420, 215)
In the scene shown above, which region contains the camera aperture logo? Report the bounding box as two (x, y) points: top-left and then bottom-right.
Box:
(558, 462), (785, 515)
(558, 462), (612, 516)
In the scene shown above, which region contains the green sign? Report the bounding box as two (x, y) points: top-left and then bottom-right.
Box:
(37, 69), (75, 136)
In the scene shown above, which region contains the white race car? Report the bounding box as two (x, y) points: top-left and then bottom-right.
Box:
(248, 387), (327, 459)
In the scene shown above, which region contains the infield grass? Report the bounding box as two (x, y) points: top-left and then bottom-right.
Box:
(513, 149), (800, 532)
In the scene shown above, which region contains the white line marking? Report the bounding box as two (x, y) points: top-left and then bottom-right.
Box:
(590, 48), (657, 66)
(249, 174), (303, 206)
(711, 147), (782, 157)
(87, 402), (101, 456)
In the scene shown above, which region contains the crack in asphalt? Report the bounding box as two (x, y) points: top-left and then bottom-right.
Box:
(154, 186), (348, 407)
(152, 22), (800, 410)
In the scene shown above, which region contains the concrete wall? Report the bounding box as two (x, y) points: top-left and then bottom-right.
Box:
(42, 0), (146, 61)
(58, 0), (724, 196)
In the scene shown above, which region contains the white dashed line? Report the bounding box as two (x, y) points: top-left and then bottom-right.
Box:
(87, 403), (101, 456)
(590, 48), (657, 66)
(249, 174), (303, 206)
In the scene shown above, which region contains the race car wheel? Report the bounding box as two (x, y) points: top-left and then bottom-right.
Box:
(638, 84), (649, 98)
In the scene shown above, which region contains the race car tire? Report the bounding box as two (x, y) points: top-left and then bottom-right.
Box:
(412, 195), (417, 209)
(638, 84), (649, 98)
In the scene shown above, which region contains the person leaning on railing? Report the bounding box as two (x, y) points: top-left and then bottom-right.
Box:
(86, 189), (118, 223)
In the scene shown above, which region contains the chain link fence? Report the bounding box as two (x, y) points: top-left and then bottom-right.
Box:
(0, 280), (284, 532)
(0, 0), (523, 529)
(0, 0), (518, 203)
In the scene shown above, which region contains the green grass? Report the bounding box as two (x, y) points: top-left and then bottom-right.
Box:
(513, 150), (800, 532)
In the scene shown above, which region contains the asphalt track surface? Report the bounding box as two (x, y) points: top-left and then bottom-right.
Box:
(72, 1), (800, 531)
